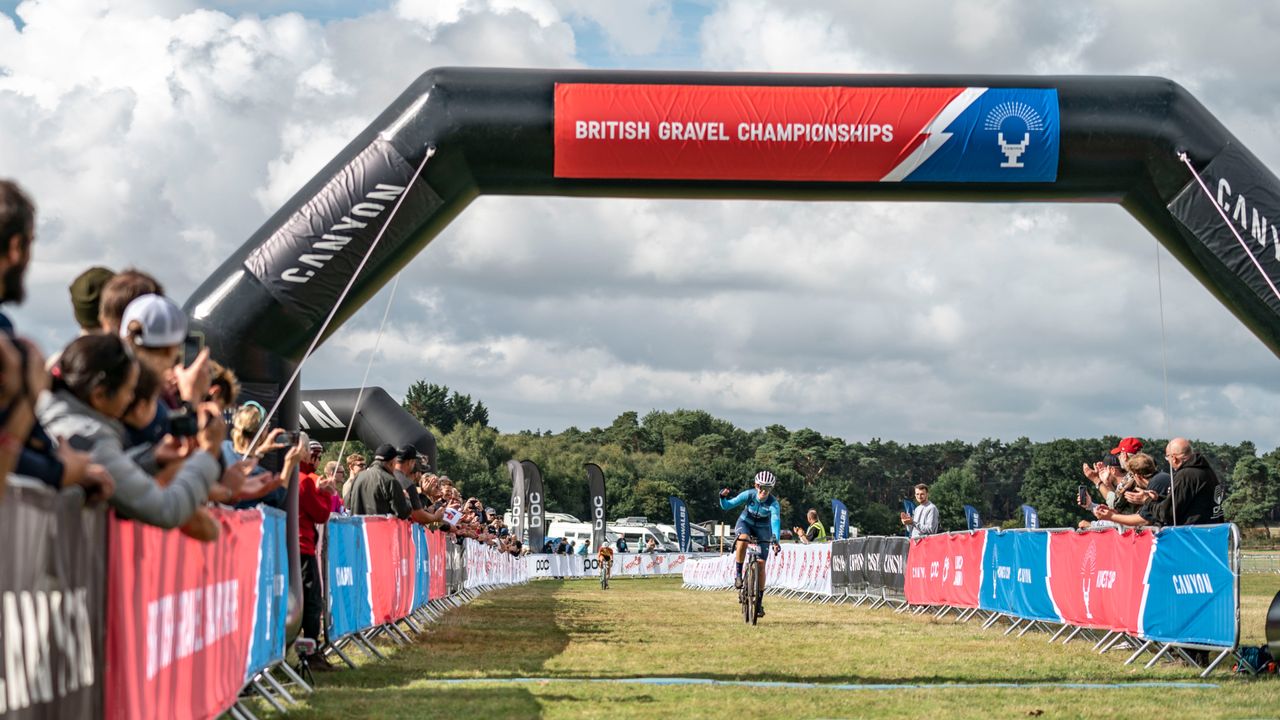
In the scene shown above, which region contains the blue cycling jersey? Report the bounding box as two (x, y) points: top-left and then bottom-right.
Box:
(719, 489), (782, 543)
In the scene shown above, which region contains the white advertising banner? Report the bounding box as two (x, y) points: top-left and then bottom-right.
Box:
(464, 539), (530, 589)
(683, 543), (832, 596)
(527, 552), (701, 579)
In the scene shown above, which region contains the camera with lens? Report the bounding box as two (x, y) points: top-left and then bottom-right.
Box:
(166, 404), (199, 437)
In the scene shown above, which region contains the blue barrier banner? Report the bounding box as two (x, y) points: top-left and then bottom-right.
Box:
(245, 506), (289, 679)
(412, 524), (431, 610)
(326, 517), (374, 639)
(1141, 525), (1237, 648)
(963, 504), (981, 531)
(979, 529), (1060, 623)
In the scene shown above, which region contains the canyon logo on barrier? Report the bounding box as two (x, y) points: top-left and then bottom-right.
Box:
(0, 483), (105, 720)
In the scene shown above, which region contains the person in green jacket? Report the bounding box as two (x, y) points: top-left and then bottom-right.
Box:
(792, 508), (827, 544)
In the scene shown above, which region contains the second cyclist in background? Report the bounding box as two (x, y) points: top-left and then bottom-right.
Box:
(597, 541), (614, 589)
(719, 471), (783, 616)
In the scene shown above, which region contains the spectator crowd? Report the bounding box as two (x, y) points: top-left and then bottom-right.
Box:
(0, 179), (525, 671)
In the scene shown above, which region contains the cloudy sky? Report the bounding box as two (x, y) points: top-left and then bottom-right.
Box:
(2, 0), (1279, 446)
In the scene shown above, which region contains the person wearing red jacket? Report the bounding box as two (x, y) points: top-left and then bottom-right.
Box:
(298, 440), (335, 670)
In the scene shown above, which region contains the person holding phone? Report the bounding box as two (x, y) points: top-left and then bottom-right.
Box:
(40, 334), (227, 529)
(901, 484), (939, 538)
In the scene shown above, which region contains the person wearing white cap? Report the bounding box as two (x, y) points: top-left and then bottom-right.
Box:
(119, 294), (213, 447)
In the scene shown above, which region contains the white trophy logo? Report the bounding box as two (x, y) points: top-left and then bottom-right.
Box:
(984, 101), (1045, 168)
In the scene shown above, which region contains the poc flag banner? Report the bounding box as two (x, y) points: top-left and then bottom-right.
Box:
(832, 499), (850, 540)
(669, 496), (691, 552)
(0, 482), (105, 720)
(507, 460), (527, 545)
(105, 509), (263, 720)
(585, 463), (607, 552)
(1022, 505), (1039, 529)
(1141, 525), (1237, 648)
(964, 504), (981, 531)
(555, 84), (1060, 183)
(522, 460), (546, 552)
(325, 517), (374, 640)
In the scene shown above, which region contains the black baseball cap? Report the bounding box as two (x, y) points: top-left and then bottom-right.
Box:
(374, 443), (399, 461)
(398, 444), (418, 461)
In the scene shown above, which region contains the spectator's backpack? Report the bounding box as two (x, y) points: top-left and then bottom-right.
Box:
(1233, 644), (1276, 675)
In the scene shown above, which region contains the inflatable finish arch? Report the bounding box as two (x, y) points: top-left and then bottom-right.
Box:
(298, 387), (438, 471)
(182, 67), (1280, 636)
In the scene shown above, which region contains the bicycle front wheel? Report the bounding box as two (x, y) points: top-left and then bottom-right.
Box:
(744, 566), (758, 625)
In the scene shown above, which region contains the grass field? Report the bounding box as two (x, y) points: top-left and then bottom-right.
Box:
(281, 574), (1280, 719)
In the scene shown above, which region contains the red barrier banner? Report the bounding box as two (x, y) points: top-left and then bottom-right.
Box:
(105, 510), (262, 720)
(1047, 529), (1153, 633)
(364, 518), (415, 624)
(905, 531), (986, 607)
(426, 529), (447, 600)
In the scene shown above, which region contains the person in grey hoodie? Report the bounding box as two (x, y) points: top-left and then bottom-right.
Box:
(39, 334), (226, 529)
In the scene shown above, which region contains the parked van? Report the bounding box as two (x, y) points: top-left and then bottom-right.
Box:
(545, 521), (619, 551)
(608, 523), (678, 552)
(654, 523), (709, 552)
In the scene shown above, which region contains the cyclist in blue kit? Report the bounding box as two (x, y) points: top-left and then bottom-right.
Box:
(719, 471), (783, 616)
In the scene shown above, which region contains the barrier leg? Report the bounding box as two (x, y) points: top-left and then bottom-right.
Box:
(1124, 640), (1155, 665)
(354, 633), (388, 660)
(1017, 620), (1041, 637)
(1061, 626), (1087, 645)
(1201, 648), (1233, 677)
(260, 670), (298, 706)
(981, 612), (1003, 630)
(275, 660), (315, 694)
(1144, 643), (1173, 669)
(1047, 623), (1069, 643)
(232, 701), (260, 720)
(1003, 618), (1025, 636)
(250, 678), (288, 714)
(329, 639), (359, 668)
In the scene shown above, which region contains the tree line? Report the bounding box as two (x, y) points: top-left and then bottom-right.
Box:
(403, 383), (1280, 538)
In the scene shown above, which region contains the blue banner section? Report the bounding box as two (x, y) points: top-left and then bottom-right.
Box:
(1022, 505), (1039, 529)
(245, 506), (288, 679)
(964, 505), (981, 531)
(669, 496), (691, 552)
(905, 88), (1059, 183)
(832, 499), (849, 541)
(1141, 525), (1237, 648)
(412, 524), (431, 610)
(327, 516), (374, 639)
(979, 529), (1060, 623)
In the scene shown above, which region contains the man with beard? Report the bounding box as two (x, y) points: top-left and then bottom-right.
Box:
(0, 180), (106, 495)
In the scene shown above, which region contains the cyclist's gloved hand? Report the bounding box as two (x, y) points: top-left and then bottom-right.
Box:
(719, 488), (733, 499)
(772, 542), (781, 553)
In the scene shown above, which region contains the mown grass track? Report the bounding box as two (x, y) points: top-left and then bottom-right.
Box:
(282, 575), (1280, 719)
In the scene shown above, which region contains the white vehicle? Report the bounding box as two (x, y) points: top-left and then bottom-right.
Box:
(503, 510), (581, 529)
(545, 521), (618, 551)
(654, 523), (709, 552)
(608, 523), (678, 552)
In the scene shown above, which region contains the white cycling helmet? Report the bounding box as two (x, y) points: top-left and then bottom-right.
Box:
(754, 470), (777, 487)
